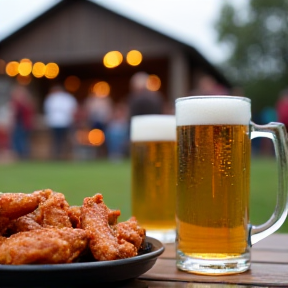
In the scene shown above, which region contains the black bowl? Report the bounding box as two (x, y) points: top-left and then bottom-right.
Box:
(0, 236), (164, 287)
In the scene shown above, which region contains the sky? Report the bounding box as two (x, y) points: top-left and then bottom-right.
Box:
(0, 0), (239, 64)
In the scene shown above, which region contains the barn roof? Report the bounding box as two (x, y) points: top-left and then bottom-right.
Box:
(0, 0), (229, 87)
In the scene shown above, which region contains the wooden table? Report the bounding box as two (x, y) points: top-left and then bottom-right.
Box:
(136, 233), (288, 287)
(11, 234), (285, 288)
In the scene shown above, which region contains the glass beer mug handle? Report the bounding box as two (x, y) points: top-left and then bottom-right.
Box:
(249, 121), (288, 246)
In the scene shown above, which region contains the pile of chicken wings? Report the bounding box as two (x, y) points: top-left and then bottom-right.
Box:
(0, 189), (145, 265)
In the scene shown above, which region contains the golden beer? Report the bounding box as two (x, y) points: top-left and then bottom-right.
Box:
(131, 141), (176, 230)
(175, 96), (252, 274)
(130, 115), (176, 242)
(176, 124), (250, 257)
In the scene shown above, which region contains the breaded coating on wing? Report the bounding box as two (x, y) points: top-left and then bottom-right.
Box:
(0, 189), (52, 220)
(0, 228), (88, 265)
(67, 206), (82, 228)
(0, 189), (53, 235)
(9, 214), (42, 233)
(39, 192), (72, 228)
(81, 194), (145, 261)
(108, 208), (121, 226)
(7, 191), (72, 234)
(114, 216), (145, 251)
(81, 194), (119, 261)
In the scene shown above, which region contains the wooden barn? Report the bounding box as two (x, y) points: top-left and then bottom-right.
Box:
(0, 0), (230, 160)
(0, 0), (230, 105)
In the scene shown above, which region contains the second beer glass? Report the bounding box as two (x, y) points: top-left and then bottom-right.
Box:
(130, 115), (176, 243)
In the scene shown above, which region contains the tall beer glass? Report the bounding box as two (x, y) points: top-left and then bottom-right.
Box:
(131, 115), (176, 243)
(175, 96), (288, 275)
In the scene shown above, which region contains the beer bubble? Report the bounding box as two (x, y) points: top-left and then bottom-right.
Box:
(155, 162), (161, 168)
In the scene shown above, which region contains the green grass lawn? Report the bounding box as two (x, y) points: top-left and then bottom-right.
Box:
(0, 156), (287, 232)
(0, 160), (132, 222)
(250, 156), (288, 233)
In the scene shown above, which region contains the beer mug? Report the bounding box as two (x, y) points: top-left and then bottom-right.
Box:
(175, 96), (288, 275)
(130, 115), (176, 243)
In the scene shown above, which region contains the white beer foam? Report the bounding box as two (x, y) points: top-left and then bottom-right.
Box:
(176, 96), (251, 126)
(131, 115), (176, 141)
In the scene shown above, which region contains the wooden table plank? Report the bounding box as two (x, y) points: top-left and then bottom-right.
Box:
(141, 259), (288, 286)
(252, 234), (288, 251)
(252, 250), (288, 263)
(161, 233), (288, 264)
(143, 234), (288, 286)
(162, 245), (288, 264)
(105, 279), (269, 288)
(142, 280), (267, 287)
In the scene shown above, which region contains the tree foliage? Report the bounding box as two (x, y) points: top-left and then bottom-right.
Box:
(215, 0), (288, 113)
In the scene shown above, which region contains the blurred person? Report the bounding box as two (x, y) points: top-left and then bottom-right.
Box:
(128, 72), (164, 118)
(276, 89), (288, 131)
(84, 93), (113, 158)
(84, 93), (113, 132)
(0, 101), (14, 163)
(190, 75), (229, 96)
(71, 103), (96, 161)
(10, 85), (35, 160)
(44, 85), (78, 160)
(106, 102), (129, 161)
(163, 100), (175, 115)
(260, 106), (277, 156)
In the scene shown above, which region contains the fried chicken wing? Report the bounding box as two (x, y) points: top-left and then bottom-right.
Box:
(0, 189), (52, 220)
(114, 216), (145, 250)
(108, 208), (121, 226)
(8, 214), (42, 234)
(0, 189), (53, 235)
(0, 236), (6, 246)
(7, 191), (72, 234)
(0, 228), (88, 265)
(81, 194), (119, 261)
(68, 206), (82, 228)
(39, 192), (72, 228)
(81, 194), (145, 261)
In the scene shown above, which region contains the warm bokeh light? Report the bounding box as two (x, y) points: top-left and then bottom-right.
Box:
(88, 129), (105, 146)
(147, 74), (161, 91)
(103, 51), (123, 68)
(6, 61), (19, 77)
(64, 75), (81, 92)
(6, 61), (60, 79)
(16, 74), (32, 85)
(126, 50), (142, 66)
(18, 59), (32, 76)
(45, 62), (59, 79)
(0, 59), (6, 74)
(92, 81), (110, 97)
(32, 62), (46, 78)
